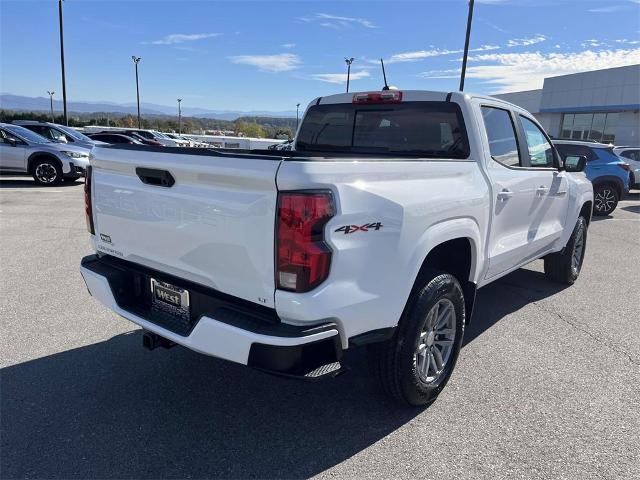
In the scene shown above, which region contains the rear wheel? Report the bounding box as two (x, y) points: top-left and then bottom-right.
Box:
(31, 158), (62, 186)
(369, 270), (465, 407)
(593, 183), (618, 216)
(544, 216), (587, 284)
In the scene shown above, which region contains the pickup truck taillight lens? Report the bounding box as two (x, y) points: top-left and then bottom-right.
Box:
(84, 165), (95, 235)
(276, 191), (335, 293)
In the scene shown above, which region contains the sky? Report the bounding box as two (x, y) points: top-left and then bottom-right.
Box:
(1, 0), (639, 112)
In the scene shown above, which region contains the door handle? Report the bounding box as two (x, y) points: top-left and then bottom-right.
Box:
(497, 189), (514, 201)
(136, 167), (175, 187)
(536, 186), (549, 196)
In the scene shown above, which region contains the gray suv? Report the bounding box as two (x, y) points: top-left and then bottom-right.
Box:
(12, 120), (104, 150)
(0, 123), (89, 185)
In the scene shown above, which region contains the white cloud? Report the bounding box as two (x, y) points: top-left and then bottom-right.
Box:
(417, 69), (462, 79)
(281, 43), (296, 49)
(299, 13), (376, 29)
(147, 33), (220, 45)
(581, 39), (604, 48)
(466, 48), (640, 92)
(615, 38), (640, 45)
(507, 35), (547, 47)
(387, 44), (499, 63)
(310, 70), (370, 84)
(588, 5), (627, 12)
(229, 53), (301, 72)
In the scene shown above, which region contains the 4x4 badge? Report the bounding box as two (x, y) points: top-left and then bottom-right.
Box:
(334, 222), (383, 234)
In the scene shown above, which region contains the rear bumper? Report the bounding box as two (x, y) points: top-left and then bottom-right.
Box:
(80, 255), (342, 375)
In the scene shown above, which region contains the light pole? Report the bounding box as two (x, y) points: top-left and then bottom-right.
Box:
(132, 56), (142, 128)
(177, 98), (182, 134)
(47, 91), (55, 122)
(296, 103), (300, 131)
(459, 0), (475, 91)
(58, 0), (68, 125)
(344, 57), (354, 93)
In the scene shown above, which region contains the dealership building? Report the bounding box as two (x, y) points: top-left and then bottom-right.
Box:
(495, 64), (639, 146)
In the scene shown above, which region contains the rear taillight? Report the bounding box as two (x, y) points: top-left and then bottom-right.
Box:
(353, 91), (403, 104)
(618, 163), (631, 172)
(276, 191), (335, 293)
(84, 165), (95, 235)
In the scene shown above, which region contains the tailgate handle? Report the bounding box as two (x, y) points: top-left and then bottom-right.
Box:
(136, 168), (175, 187)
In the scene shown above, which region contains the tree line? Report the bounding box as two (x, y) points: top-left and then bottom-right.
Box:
(0, 110), (296, 139)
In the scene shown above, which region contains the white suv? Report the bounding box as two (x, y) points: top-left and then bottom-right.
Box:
(0, 123), (89, 185)
(614, 146), (640, 189)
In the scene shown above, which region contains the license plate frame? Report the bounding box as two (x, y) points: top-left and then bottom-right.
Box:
(150, 278), (190, 320)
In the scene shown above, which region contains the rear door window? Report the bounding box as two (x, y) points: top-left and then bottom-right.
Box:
(481, 106), (521, 167)
(621, 149), (640, 161)
(296, 101), (469, 158)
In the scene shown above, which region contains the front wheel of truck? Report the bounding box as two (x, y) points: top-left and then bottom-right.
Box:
(544, 216), (587, 285)
(369, 270), (465, 407)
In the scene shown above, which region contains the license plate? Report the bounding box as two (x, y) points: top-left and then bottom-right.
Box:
(150, 278), (190, 318)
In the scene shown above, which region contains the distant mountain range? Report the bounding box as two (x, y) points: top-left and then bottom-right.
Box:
(0, 94), (296, 121)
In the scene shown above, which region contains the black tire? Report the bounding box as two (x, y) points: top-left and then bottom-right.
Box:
(593, 183), (619, 216)
(31, 158), (63, 186)
(369, 270), (465, 407)
(544, 216), (587, 284)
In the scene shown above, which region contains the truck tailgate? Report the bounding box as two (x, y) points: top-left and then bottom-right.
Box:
(90, 147), (281, 308)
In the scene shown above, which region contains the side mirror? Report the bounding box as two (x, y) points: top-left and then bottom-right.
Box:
(58, 135), (69, 143)
(7, 137), (17, 147)
(563, 155), (587, 172)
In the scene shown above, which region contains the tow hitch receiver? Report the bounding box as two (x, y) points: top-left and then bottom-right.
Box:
(142, 330), (176, 350)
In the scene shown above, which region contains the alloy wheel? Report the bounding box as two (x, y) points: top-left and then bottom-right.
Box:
(572, 225), (585, 273)
(35, 163), (58, 184)
(595, 188), (616, 214)
(415, 298), (456, 384)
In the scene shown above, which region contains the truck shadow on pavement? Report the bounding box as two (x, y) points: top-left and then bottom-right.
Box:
(1, 267), (566, 479)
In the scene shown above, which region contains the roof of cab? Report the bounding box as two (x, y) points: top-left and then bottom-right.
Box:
(309, 89), (530, 112)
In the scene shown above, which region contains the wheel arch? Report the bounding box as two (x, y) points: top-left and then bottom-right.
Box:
(27, 152), (63, 174)
(407, 218), (482, 325)
(592, 175), (624, 198)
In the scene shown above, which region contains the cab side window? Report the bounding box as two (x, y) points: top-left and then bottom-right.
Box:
(519, 116), (555, 168)
(481, 106), (521, 167)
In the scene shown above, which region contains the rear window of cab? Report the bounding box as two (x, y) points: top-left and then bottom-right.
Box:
(296, 101), (470, 159)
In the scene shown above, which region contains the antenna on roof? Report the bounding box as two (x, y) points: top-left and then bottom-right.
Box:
(381, 58), (390, 90)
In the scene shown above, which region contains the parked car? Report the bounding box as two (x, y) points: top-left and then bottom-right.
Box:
(80, 90), (592, 406)
(613, 146), (640, 189)
(164, 133), (193, 147)
(268, 139), (293, 150)
(554, 140), (630, 215)
(12, 120), (105, 150)
(86, 133), (143, 145)
(0, 123), (89, 185)
(125, 132), (164, 147)
(115, 129), (181, 147)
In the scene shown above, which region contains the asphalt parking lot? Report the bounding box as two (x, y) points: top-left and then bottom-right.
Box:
(1, 175), (638, 480)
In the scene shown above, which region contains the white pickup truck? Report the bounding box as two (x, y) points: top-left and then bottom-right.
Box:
(80, 90), (593, 406)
